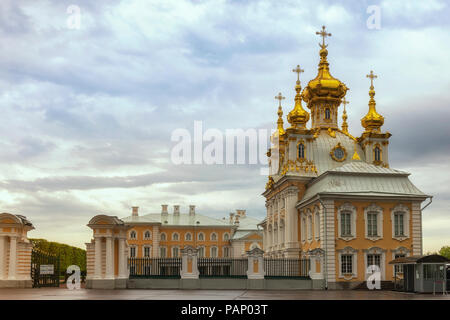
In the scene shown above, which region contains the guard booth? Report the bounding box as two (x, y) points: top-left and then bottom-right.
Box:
(389, 255), (449, 294)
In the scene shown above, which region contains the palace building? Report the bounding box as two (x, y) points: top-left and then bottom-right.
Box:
(85, 205), (263, 281)
(260, 26), (431, 289)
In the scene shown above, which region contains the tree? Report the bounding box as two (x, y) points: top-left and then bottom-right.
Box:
(30, 238), (86, 272)
(439, 246), (450, 259)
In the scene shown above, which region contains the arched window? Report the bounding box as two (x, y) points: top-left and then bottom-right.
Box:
(298, 143), (305, 159)
(160, 233), (167, 241)
(172, 246), (179, 258)
(210, 232), (217, 241)
(144, 230), (151, 240)
(198, 246), (205, 257)
(223, 233), (230, 241)
(325, 108), (331, 120)
(308, 215), (313, 240)
(130, 230), (137, 240)
(172, 232), (179, 241)
(185, 232), (192, 241)
(198, 232), (205, 241)
(210, 246), (218, 258)
(374, 146), (381, 162)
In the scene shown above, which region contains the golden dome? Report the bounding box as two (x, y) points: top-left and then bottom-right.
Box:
(287, 65), (310, 128)
(361, 71), (384, 132)
(302, 46), (348, 105)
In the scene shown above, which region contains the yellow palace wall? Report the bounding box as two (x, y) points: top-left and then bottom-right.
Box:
(298, 200), (414, 282)
(333, 200), (412, 282)
(127, 225), (235, 258)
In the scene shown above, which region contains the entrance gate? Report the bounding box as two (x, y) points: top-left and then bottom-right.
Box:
(31, 249), (60, 288)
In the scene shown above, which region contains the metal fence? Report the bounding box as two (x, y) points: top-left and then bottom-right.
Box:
(198, 258), (248, 278)
(264, 259), (310, 278)
(128, 258), (181, 278)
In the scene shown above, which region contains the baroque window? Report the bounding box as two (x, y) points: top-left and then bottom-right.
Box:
(130, 230), (137, 240)
(341, 254), (353, 274)
(198, 232), (205, 241)
(160, 233), (166, 241)
(211, 233), (217, 241)
(185, 232), (192, 241)
(144, 230), (151, 240)
(394, 213), (404, 237)
(144, 246), (151, 257)
(367, 212), (378, 237)
(298, 143), (305, 159)
(325, 108), (331, 120)
(341, 212), (352, 236)
(374, 146), (381, 162)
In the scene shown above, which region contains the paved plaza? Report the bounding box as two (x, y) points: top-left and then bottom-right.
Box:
(0, 288), (448, 300)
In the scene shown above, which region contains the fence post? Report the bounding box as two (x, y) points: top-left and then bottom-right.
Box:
(181, 246), (199, 279)
(246, 248), (265, 280)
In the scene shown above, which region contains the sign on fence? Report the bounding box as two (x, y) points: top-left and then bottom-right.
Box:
(40, 264), (54, 275)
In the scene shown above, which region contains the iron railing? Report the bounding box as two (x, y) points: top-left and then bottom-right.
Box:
(31, 249), (60, 288)
(264, 258), (310, 278)
(128, 258), (181, 278)
(198, 258), (248, 278)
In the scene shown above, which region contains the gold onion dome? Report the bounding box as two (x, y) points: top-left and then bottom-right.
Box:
(301, 26), (348, 106)
(361, 70), (384, 132)
(287, 65), (310, 128)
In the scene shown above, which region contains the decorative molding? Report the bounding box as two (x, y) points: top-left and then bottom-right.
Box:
(337, 203), (357, 241)
(364, 203), (384, 241)
(391, 204), (410, 241)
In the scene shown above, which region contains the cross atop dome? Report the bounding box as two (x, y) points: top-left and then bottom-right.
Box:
(316, 25), (332, 49)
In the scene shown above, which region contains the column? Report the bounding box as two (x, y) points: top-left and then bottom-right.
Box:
(246, 248), (265, 279)
(118, 237), (127, 278)
(94, 237), (102, 279)
(153, 225), (160, 257)
(181, 246), (199, 279)
(105, 236), (114, 279)
(0, 236), (5, 279)
(8, 236), (17, 280)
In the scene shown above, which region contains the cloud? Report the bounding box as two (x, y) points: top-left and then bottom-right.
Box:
(0, 0), (448, 252)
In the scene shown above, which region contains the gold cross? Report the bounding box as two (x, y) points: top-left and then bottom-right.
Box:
(316, 25), (332, 48)
(292, 65), (304, 82)
(342, 97), (350, 108)
(367, 70), (378, 88)
(275, 92), (285, 107)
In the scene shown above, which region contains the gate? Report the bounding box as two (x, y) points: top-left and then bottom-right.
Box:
(31, 249), (60, 288)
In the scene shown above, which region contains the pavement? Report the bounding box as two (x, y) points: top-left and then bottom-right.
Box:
(0, 288), (449, 300)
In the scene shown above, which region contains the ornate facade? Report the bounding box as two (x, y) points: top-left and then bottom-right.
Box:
(260, 26), (430, 289)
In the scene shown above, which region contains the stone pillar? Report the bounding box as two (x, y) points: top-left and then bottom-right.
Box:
(94, 236), (102, 279)
(284, 187), (300, 258)
(118, 237), (127, 278)
(153, 225), (160, 258)
(105, 236), (114, 279)
(246, 248), (265, 279)
(8, 236), (17, 280)
(181, 246), (199, 279)
(0, 236), (5, 280)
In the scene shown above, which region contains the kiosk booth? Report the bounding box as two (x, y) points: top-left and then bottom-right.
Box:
(389, 254), (449, 294)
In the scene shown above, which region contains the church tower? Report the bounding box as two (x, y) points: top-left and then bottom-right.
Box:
(359, 71), (391, 167)
(261, 26), (429, 289)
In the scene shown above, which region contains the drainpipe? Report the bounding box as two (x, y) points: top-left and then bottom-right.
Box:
(420, 196), (433, 256)
(318, 197), (328, 290)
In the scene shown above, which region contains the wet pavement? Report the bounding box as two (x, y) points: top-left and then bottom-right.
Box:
(0, 288), (448, 300)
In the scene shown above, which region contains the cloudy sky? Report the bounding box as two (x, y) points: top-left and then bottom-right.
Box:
(1, 0), (449, 251)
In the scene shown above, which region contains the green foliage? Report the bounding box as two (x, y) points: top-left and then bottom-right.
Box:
(30, 238), (86, 272)
(439, 246), (450, 259)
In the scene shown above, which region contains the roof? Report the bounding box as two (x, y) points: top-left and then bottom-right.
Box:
(231, 230), (263, 240)
(299, 161), (427, 205)
(236, 215), (263, 230)
(310, 130), (366, 175)
(389, 255), (450, 265)
(122, 213), (232, 227)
